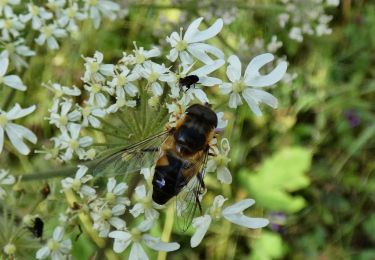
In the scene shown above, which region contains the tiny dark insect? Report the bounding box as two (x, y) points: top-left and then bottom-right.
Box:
(29, 217), (44, 238)
(40, 183), (51, 199)
(179, 75), (199, 91)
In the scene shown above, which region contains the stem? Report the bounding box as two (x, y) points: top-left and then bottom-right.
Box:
(1, 89), (16, 110)
(157, 205), (175, 260)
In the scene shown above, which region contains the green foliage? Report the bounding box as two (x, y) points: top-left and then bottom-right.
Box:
(239, 147), (312, 213)
(250, 231), (286, 260)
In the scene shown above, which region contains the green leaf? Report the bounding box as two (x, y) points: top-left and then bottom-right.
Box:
(239, 147), (312, 213)
(250, 231), (286, 260)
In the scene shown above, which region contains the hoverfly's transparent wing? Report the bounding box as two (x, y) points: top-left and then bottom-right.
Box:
(175, 150), (209, 232)
(92, 131), (170, 178)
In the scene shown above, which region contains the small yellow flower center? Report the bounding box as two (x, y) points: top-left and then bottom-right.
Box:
(215, 155), (229, 167)
(101, 208), (112, 220)
(135, 52), (145, 64)
(0, 114), (8, 127)
(105, 192), (116, 205)
(88, 0), (98, 6)
(47, 240), (60, 251)
(91, 83), (101, 93)
(4, 19), (13, 29)
(5, 43), (15, 54)
(71, 179), (81, 191)
(58, 115), (68, 126)
(232, 80), (246, 93)
(42, 26), (53, 38)
(67, 7), (76, 18)
(210, 205), (222, 220)
(31, 5), (39, 16)
(148, 72), (159, 83)
(82, 107), (91, 117)
(141, 197), (152, 209)
(89, 62), (100, 73)
(69, 139), (79, 150)
(55, 89), (64, 98)
(85, 148), (96, 160)
(131, 228), (141, 242)
(3, 243), (16, 255)
(176, 40), (187, 51)
(116, 75), (128, 86)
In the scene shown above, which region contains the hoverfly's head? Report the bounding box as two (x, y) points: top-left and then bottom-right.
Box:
(186, 104), (217, 128)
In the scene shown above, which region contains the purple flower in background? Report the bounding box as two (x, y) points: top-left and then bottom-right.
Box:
(268, 212), (286, 233)
(344, 110), (360, 128)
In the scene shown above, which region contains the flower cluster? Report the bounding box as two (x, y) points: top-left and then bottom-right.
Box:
(0, 0), (125, 157)
(38, 17), (285, 259)
(278, 0), (340, 42)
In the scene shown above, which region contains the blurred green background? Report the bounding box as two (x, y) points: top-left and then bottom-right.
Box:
(2, 0), (375, 259)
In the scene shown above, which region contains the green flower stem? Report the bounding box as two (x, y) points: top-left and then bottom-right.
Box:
(1, 88), (16, 111)
(157, 205), (175, 260)
(115, 111), (137, 135)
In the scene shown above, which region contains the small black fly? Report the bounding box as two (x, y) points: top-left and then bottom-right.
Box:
(29, 217), (44, 238)
(179, 75), (199, 91)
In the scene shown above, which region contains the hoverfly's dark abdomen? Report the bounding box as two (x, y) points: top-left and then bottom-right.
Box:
(152, 153), (187, 205)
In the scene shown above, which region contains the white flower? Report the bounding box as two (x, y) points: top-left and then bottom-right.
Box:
(84, 82), (112, 108)
(56, 123), (93, 161)
(0, 10), (25, 40)
(79, 102), (106, 128)
(132, 44), (161, 65)
(0, 55), (27, 91)
(130, 185), (161, 220)
(289, 27), (303, 42)
(136, 61), (173, 97)
(35, 23), (67, 50)
(216, 112), (228, 129)
(83, 0), (120, 29)
(106, 90), (136, 113)
(0, 169), (15, 199)
(82, 51), (115, 83)
(0, 104), (37, 155)
(91, 204), (127, 237)
(190, 195), (269, 247)
(107, 65), (139, 97)
(1, 38), (35, 71)
(47, 99), (81, 130)
(219, 54), (287, 116)
(109, 219), (180, 257)
(44, 82), (81, 100)
(166, 17), (224, 64)
(207, 138), (232, 184)
(61, 165), (96, 198)
(327, 0), (340, 7)
(20, 3), (53, 30)
(0, 0), (20, 16)
(104, 177), (130, 207)
(57, 3), (86, 31)
(267, 36), (283, 53)
(36, 226), (72, 259)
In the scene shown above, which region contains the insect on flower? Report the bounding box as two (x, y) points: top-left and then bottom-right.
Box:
(28, 217), (44, 238)
(179, 75), (199, 92)
(94, 103), (219, 231)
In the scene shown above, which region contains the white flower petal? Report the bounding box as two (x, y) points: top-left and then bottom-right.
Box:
(7, 104), (35, 120)
(142, 234), (180, 251)
(107, 177), (116, 192)
(0, 57), (9, 76)
(36, 246), (50, 259)
(190, 215), (212, 248)
(217, 167), (232, 184)
(53, 226), (64, 241)
(227, 55), (242, 82)
(183, 17), (204, 42)
(244, 54), (288, 87)
(3, 75), (26, 90)
(222, 199), (255, 214)
(130, 242), (149, 260)
(189, 18), (223, 43)
(223, 214), (269, 229)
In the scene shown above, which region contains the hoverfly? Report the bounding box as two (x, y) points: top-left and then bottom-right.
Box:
(93, 103), (218, 231)
(179, 75), (199, 92)
(28, 217), (44, 238)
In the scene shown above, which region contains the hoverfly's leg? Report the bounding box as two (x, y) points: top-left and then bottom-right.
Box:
(195, 192), (203, 215)
(140, 147), (159, 152)
(197, 172), (206, 190)
(75, 224), (83, 241)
